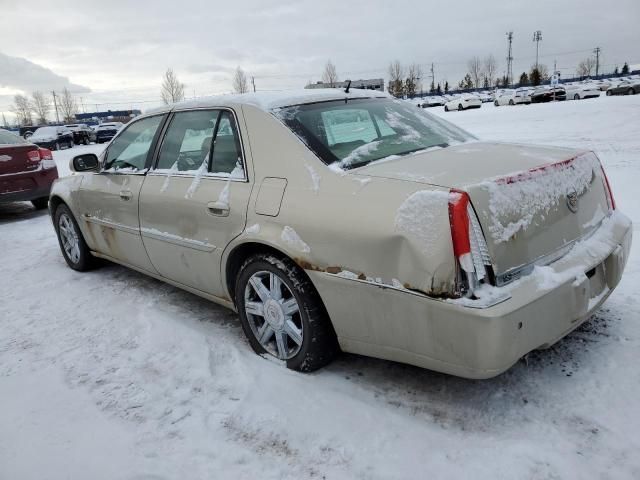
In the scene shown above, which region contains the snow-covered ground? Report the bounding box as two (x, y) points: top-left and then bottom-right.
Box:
(1, 95), (639, 480)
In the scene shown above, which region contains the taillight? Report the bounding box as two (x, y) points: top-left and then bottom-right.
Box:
(448, 189), (493, 297)
(38, 148), (53, 161)
(27, 149), (40, 163)
(600, 165), (616, 211)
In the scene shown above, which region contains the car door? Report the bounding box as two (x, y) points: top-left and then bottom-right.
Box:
(138, 108), (252, 298)
(78, 114), (166, 272)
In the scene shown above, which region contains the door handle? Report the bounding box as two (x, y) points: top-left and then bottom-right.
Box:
(207, 201), (229, 217)
(119, 190), (133, 201)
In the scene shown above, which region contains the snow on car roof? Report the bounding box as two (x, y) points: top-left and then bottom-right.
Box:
(145, 88), (390, 116)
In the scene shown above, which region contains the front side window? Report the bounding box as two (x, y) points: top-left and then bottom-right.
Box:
(103, 115), (164, 171)
(275, 98), (474, 170)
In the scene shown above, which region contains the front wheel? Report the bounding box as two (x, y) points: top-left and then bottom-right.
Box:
(574, 93), (580, 100)
(54, 204), (98, 271)
(235, 254), (338, 372)
(457, 103), (463, 111)
(628, 88), (636, 95)
(508, 99), (514, 105)
(494, 100), (499, 106)
(606, 90), (612, 96)
(444, 105), (449, 112)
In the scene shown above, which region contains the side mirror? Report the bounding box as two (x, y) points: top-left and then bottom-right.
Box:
(71, 153), (99, 172)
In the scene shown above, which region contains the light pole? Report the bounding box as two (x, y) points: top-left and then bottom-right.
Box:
(533, 31), (543, 70)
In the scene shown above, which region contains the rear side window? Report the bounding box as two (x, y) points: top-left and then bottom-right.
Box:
(0, 130), (26, 145)
(211, 111), (243, 176)
(103, 115), (164, 171)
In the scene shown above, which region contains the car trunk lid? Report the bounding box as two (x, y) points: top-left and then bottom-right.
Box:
(0, 144), (41, 175)
(356, 142), (612, 282)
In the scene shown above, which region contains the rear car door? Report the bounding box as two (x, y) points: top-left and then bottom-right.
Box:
(138, 108), (252, 298)
(78, 114), (166, 272)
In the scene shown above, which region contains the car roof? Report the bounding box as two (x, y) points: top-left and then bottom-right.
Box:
(144, 88), (390, 117)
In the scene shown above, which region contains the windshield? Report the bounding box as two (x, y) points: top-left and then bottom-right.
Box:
(274, 98), (474, 170)
(32, 127), (57, 138)
(0, 129), (26, 145)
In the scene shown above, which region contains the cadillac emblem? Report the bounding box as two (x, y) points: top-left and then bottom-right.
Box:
(566, 190), (579, 213)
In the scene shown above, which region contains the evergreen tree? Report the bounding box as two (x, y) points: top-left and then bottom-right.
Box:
(614, 66), (619, 75)
(483, 76), (489, 88)
(622, 62), (629, 74)
(463, 73), (473, 89)
(444, 81), (449, 93)
(519, 72), (529, 86)
(436, 83), (442, 94)
(530, 67), (542, 86)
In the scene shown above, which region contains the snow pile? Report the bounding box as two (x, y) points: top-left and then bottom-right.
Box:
(483, 152), (602, 243)
(280, 226), (310, 253)
(245, 223), (260, 234)
(394, 190), (450, 254)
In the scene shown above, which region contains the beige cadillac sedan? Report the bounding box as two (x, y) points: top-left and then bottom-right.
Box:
(49, 89), (632, 378)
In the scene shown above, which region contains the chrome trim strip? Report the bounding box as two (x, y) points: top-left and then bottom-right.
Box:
(495, 216), (606, 286)
(146, 171), (247, 182)
(140, 228), (216, 252)
(82, 214), (139, 235)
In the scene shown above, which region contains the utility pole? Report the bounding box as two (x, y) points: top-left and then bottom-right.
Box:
(506, 31), (514, 87)
(594, 47), (601, 76)
(533, 30), (543, 69)
(51, 91), (60, 123)
(80, 97), (85, 113)
(430, 63), (435, 91)
(251, 76), (256, 92)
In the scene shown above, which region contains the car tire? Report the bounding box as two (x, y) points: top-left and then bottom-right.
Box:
(458, 104), (463, 111)
(628, 88), (636, 95)
(54, 204), (98, 272)
(494, 100), (499, 106)
(508, 99), (514, 105)
(31, 197), (49, 210)
(235, 253), (339, 372)
(444, 105), (449, 112)
(84, 136), (89, 145)
(606, 90), (612, 96)
(574, 94), (580, 100)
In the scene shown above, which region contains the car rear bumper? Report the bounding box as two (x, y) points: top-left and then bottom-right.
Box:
(0, 165), (59, 203)
(310, 212), (632, 379)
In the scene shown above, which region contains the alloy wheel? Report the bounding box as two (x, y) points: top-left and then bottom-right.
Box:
(243, 270), (303, 360)
(58, 213), (81, 264)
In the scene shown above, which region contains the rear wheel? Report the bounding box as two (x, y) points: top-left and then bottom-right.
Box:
(235, 254), (338, 372)
(628, 88), (636, 95)
(31, 197), (48, 210)
(83, 136), (89, 145)
(444, 105), (449, 112)
(508, 99), (514, 105)
(54, 204), (98, 271)
(494, 100), (499, 106)
(574, 93), (580, 100)
(606, 90), (612, 96)
(457, 103), (463, 111)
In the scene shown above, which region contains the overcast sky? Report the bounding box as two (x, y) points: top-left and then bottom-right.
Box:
(1, 0), (639, 120)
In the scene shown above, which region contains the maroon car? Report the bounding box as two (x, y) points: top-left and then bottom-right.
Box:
(0, 129), (59, 209)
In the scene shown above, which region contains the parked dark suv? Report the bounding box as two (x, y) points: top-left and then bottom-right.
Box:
(95, 122), (123, 143)
(64, 124), (96, 145)
(530, 86), (566, 103)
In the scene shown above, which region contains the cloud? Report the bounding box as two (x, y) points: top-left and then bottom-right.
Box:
(0, 52), (90, 94)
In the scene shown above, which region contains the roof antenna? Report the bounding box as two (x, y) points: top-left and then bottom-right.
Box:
(344, 79), (352, 94)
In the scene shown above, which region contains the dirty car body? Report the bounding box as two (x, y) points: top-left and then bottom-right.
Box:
(49, 89), (632, 379)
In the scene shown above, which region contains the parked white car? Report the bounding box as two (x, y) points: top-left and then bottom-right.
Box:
(565, 83), (601, 100)
(493, 89), (531, 106)
(444, 94), (482, 111)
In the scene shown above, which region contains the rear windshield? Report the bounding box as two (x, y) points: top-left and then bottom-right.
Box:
(274, 98), (474, 170)
(0, 129), (26, 145)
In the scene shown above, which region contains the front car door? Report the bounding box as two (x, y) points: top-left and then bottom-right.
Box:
(138, 107), (252, 298)
(78, 114), (166, 272)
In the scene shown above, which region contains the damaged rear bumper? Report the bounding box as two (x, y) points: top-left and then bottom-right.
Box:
(309, 212), (632, 379)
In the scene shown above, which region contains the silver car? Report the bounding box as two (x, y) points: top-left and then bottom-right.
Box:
(50, 89), (632, 378)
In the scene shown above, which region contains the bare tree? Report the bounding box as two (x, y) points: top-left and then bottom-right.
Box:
(11, 94), (32, 125)
(58, 88), (78, 123)
(161, 68), (185, 104)
(405, 63), (423, 96)
(31, 91), (50, 124)
(387, 60), (405, 97)
(321, 60), (339, 87)
(483, 54), (497, 87)
(576, 57), (596, 78)
(232, 67), (249, 94)
(467, 56), (482, 88)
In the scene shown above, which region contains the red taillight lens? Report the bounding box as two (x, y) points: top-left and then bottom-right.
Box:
(27, 149), (40, 162)
(38, 148), (53, 161)
(448, 190), (473, 272)
(600, 165), (616, 211)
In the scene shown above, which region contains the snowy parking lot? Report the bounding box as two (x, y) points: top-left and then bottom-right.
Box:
(1, 95), (639, 479)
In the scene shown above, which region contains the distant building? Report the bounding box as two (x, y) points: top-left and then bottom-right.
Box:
(75, 109), (141, 124)
(305, 78), (384, 91)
